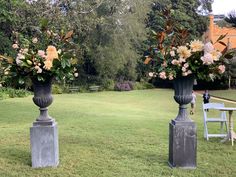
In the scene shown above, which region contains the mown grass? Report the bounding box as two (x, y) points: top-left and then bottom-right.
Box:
(0, 89), (236, 177)
(210, 89), (236, 101)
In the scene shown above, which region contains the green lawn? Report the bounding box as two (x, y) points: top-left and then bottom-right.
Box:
(0, 89), (236, 177)
(210, 89), (236, 101)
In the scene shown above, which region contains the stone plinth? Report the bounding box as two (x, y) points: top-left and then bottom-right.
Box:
(168, 120), (197, 169)
(30, 121), (59, 168)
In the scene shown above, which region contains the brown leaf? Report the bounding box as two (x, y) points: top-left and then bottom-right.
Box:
(144, 57), (152, 64)
(63, 30), (73, 40)
(218, 41), (227, 46)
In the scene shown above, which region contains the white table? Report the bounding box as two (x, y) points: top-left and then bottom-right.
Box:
(216, 107), (236, 146)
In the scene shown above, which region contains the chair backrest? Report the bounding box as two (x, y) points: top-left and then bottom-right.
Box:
(202, 102), (227, 120)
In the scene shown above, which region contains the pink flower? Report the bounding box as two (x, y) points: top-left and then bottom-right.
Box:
(204, 42), (214, 53)
(183, 63), (189, 68)
(159, 71), (167, 79)
(161, 61), (167, 67)
(218, 65), (225, 74)
(38, 50), (46, 58)
(201, 53), (214, 65)
(171, 59), (179, 65)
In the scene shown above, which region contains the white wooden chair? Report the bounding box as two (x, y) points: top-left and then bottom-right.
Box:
(202, 103), (228, 140)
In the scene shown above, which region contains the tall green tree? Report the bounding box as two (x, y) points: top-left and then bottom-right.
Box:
(225, 11), (236, 27)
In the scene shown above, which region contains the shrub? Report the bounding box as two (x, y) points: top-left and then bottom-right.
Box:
(52, 84), (63, 94)
(0, 87), (31, 99)
(133, 81), (155, 90)
(114, 81), (134, 91)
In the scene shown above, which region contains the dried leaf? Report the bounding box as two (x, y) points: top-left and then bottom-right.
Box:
(144, 57), (152, 64)
(216, 33), (228, 43)
(63, 30), (74, 40)
(218, 41), (227, 46)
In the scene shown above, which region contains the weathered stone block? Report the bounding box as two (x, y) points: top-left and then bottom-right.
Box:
(30, 121), (59, 168)
(168, 120), (197, 169)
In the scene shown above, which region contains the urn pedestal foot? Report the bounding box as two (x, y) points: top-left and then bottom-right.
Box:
(168, 120), (197, 169)
(30, 121), (59, 168)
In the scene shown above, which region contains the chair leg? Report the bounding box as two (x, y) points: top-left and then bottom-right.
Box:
(204, 122), (209, 140)
(220, 122), (224, 133)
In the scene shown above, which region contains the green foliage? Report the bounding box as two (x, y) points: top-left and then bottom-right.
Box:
(133, 81), (155, 90)
(0, 87), (31, 99)
(146, 1), (209, 40)
(52, 84), (63, 94)
(225, 10), (236, 27)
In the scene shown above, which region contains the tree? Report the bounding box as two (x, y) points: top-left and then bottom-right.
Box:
(225, 10), (236, 27)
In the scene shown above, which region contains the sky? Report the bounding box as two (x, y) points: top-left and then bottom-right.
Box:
(212, 0), (236, 15)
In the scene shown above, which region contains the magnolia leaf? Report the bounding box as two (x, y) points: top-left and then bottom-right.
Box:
(151, 30), (157, 35)
(216, 33), (228, 42)
(218, 41), (227, 46)
(224, 52), (234, 59)
(63, 30), (73, 40)
(144, 57), (152, 64)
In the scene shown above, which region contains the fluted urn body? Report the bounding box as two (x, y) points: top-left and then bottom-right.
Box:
(173, 75), (194, 121)
(32, 77), (53, 122)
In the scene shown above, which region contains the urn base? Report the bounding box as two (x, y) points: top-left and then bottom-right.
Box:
(168, 119), (197, 169)
(30, 121), (59, 168)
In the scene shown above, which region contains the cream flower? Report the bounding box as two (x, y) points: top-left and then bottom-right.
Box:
(211, 50), (222, 61)
(190, 40), (204, 52)
(74, 73), (79, 77)
(177, 46), (191, 59)
(12, 44), (19, 49)
(170, 50), (175, 57)
(168, 73), (174, 80)
(32, 37), (38, 44)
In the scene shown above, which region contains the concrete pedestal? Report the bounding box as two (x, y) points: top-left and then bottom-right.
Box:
(168, 120), (197, 169)
(30, 121), (59, 168)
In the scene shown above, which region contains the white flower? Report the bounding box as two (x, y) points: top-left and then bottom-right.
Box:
(209, 74), (215, 81)
(149, 72), (154, 77)
(182, 67), (187, 72)
(57, 49), (62, 54)
(74, 73), (79, 77)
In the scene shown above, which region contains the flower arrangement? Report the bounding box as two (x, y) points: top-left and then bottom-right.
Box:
(0, 27), (79, 85)
(145, 38), (232, 81)
(144, 9), (234, 81)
